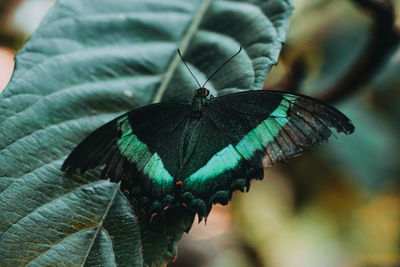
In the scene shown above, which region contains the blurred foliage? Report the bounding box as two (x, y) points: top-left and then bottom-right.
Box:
(0, 0), (25, 50)
(0, 0), (53, 50)
(0, 1), (55, 93)
(0, 0), (399, 267)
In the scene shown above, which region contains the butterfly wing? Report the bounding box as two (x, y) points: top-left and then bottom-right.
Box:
(63, 90), (354, 218)
(180, 90), (354, 217)
(62, 102), (191, 210)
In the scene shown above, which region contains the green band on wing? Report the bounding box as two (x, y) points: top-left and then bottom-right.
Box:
(117, 117), (173, 190)
(270, 100), (289, 117)
(184, 95), (297, 184)
(143, 152), (174, 191)
(270, 95), (297, 118)
(185, 144), (242, 187)
(235, 117), (280, 159)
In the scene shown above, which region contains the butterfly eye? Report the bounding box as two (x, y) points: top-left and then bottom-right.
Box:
(194, 89), (198, 94)
(205, 89), (209, 96)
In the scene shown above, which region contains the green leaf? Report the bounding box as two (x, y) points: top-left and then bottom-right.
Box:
(0, 0), (293, 266)
(0, 175), (143, 266)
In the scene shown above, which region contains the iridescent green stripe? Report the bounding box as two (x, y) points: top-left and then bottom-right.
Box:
(143, 152), (174, 191)
(117, 117), (173, 189)
(185, 144), (242, 188)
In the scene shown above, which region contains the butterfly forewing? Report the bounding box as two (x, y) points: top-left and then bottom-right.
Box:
(208, 90), (354, 165)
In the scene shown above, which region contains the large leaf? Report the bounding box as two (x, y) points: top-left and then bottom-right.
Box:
(0, 0), (293, 265)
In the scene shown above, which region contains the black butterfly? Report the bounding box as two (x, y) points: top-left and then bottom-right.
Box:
(62, 48), (354, 219)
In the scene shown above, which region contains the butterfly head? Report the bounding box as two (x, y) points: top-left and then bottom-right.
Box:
(177, 45), (242, 103)
(194, 87), (210, 98)
(191, 88), (210, 114)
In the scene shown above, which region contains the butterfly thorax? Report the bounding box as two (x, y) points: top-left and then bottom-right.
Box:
(177, 93), (206, 170)
(175, 88), (210, 174)
(191, 88), (210, 118)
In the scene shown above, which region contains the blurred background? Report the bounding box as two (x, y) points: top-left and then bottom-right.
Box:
(1, 0), (399, 266)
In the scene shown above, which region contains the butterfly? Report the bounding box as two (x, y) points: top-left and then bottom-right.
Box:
(62, 48), (354, 220)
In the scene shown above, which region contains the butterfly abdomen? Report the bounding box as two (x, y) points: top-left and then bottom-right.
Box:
(178, 118), (202, 170)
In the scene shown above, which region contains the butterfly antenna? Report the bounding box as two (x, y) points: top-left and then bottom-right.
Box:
(178, 49), (202, 88)
(203, 46), (242, 88)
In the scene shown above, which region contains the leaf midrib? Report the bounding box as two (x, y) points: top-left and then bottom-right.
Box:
(151, 0), (213, 103)
(80, 182), (122, 267)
